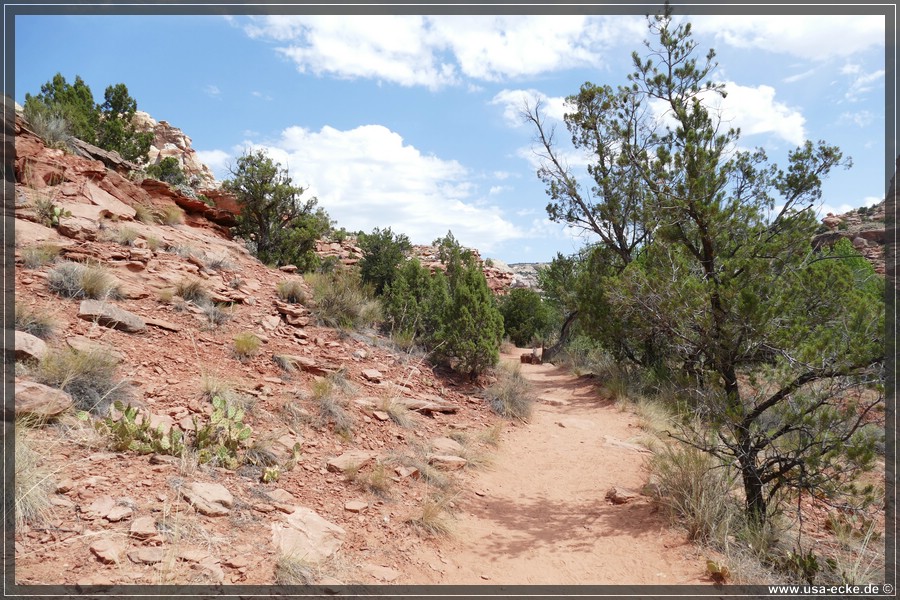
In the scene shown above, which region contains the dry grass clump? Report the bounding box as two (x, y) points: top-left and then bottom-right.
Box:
(14, 423), (55, 528)
(310, 378), (354, 438)
(21, 243), (62, 269)
(157, 205), (184, 225)
(484, 363), (535, 421)
(48, 261), (120, 300)
(133, 203), (155, 223)
(202, 303), (231, 329)
(351, 462), (393, 497)
(274, 555), (321, 585)
(276, 279), (307, 304)
(15, 303), (56, 340)
(273, 354), (296, 374)
(204, 254), (235, 272)
(111, 226), (139, 246)
(648, 442), (736, 543)
(377, 397), (415, 428)
(407, 494), (453, 537)
(35, 347), (128, 415)
(232, 333), (261, 361)
(174, 278), (208, 304)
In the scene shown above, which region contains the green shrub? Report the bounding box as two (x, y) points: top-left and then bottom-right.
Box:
(484, 363), (535, 420)
(276, 279), (307, 304)
(35, 347), (127, 415)
(15, 303), (56, 339)
(381, 258), (434, 341)
(428, 232), (503, 377)
(233, 332), (261, 361)
(25, 74), (152, 163)
(224, 149), (331, 271)
(499, 287), (558, 346)
(306, 269), (380, 330)
(145, 157), (187, 186)
(358, 226), (412, 295)
(48, 261), (119, 299)
(21, 244), (62, 269)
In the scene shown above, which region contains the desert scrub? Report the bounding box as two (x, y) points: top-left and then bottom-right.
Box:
(232, 332), (261, 361)
(15, 303), (56, 339)
(276, 278), (307, 304)
(483, 363), (535, 420)
(48, 261), (120, 300)
(204, 254), (234, 272)
(174, 278), (208, 304)
(35, 347), (128, 415)
(305, 269), (380, 330)
(21, 243), (61, 269)
(14, 423), (55, 528)
(350, 461), (392, 497)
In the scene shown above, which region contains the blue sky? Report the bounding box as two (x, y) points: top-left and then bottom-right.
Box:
(13, 9), (888, 264)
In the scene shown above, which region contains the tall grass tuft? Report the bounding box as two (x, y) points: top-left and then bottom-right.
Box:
(484, 363), (535, 420)
(15, 303), (56, 339)
(306, 270), (380, 330)
(14, 423), (55, 528)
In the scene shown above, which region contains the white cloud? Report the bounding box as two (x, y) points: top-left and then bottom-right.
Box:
(649, 81), (806, 147)
(229, 124), (524, 251)
(692, 15), (884, 61)
(204, 84), (221, 97)
(838, 110), (876, 128)
(490, 89), (570, 128)
(195, 149), (231, 175)
(845, 69), (885, 102)
(251, 91), (273, 101)
(239, 15), (645, 89)
(782, 68), (816, 84)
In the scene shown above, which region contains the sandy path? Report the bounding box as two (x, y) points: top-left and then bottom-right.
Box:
(402, 350), (708, 585)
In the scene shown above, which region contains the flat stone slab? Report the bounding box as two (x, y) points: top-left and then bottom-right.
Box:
(344, 500), (368, 513)
(326, 450), (375, 474)
(430, 437), (464, 455)
(426, 454), (468, 471)
(66, 335), (125, 362)
(181, 481), (233, 516)
(90, 538), (125, 564)
(271, 506), (346, 563)
(78, 300), (145, 333)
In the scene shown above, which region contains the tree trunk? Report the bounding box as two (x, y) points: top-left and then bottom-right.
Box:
(737, 429), (767, 525)
(541, 310), (578, 364)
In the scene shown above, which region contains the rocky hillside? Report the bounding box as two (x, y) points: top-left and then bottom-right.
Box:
(11, 108), (512, 586)
(813, 201), (887, 275)
(132, 111), (217, 188)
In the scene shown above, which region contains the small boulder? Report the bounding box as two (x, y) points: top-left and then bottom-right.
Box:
(430, 437), (464, 456)
(90, 538), (125, 564)
(427, 454), (467, 471)
(14, 380), (74, 419)
(15, 331), (48, 362)
(181, 481), (233, 516)
(361, 369), (383, 383)
(605, 486), (639, 505)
